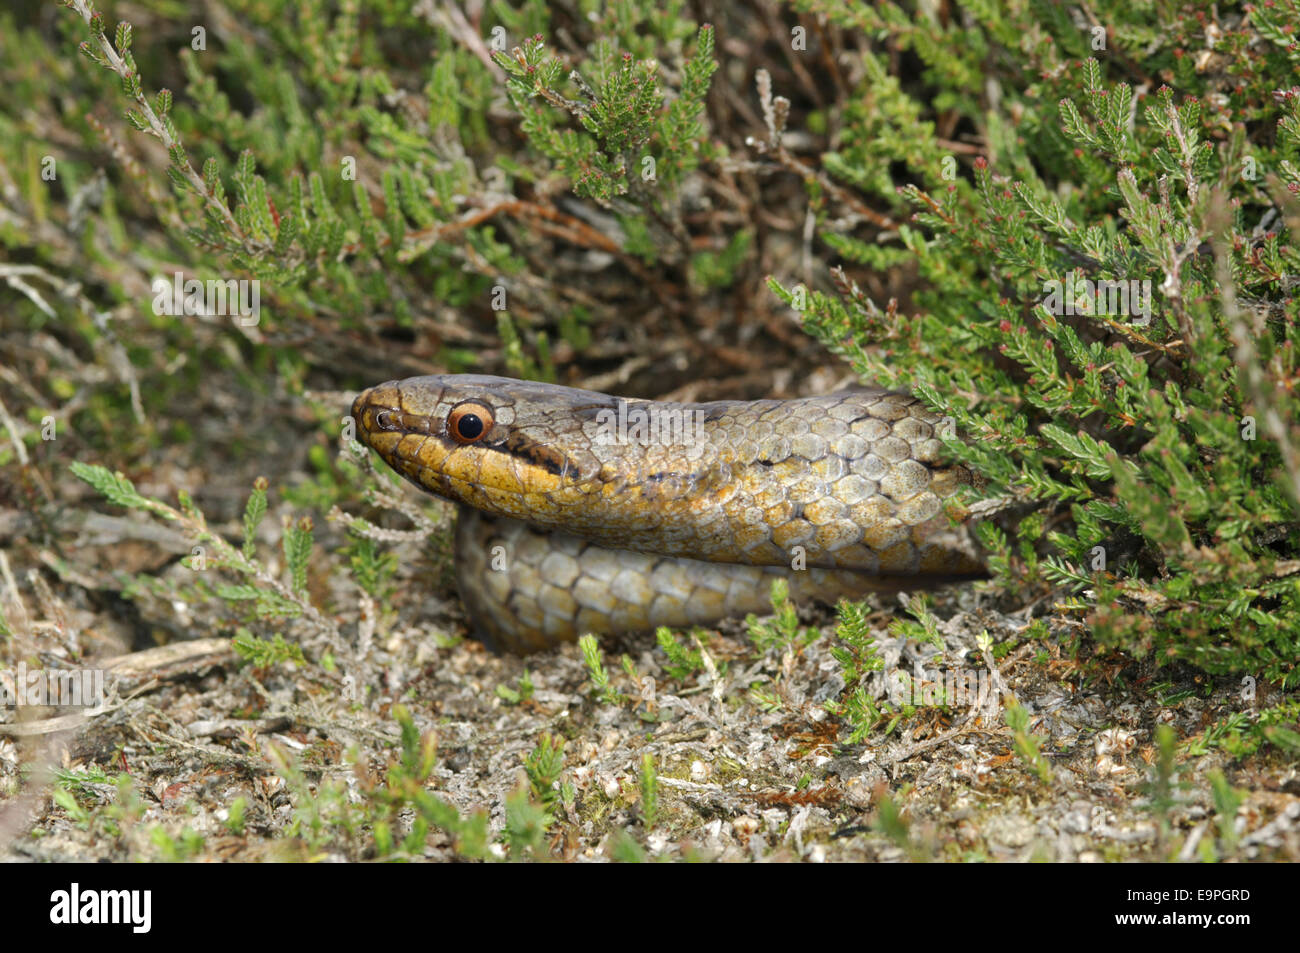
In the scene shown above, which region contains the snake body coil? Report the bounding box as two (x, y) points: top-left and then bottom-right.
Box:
(352, 375), (985, 653)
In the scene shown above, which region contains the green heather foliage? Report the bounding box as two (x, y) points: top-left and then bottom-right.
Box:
(1, 0), (1298, 709)
(774, 3), (1300, 686)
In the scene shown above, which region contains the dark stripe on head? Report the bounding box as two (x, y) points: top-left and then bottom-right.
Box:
(491, 430), (569, 477)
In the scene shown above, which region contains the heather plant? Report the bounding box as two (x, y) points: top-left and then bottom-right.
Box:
(0, 0), (1295, 795)
(0, 0), (1296, 865)
(2, 0), (730, 666)
(768, 4), (1300, 688)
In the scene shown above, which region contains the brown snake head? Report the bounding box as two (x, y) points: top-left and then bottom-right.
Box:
(352, 374), (627, 516)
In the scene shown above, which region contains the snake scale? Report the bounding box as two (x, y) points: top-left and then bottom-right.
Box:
(352, 375), (986, 653)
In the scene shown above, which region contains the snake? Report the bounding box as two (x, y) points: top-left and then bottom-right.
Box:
(351, 375), (986, 654)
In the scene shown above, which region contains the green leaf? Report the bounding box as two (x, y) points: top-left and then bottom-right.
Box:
(242, 478), (268, 561)
(69, 462), (147, 510)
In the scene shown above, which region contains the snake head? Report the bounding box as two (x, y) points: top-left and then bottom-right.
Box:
(351, 374), (622, 522)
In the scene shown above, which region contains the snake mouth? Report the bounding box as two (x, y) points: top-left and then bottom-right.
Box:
(351, 384), (391, 435)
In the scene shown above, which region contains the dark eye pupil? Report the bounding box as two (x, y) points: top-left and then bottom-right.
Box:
(456, 413), (484, 440)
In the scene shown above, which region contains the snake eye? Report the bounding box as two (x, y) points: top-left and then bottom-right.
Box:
(447, 400), (494, 444)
